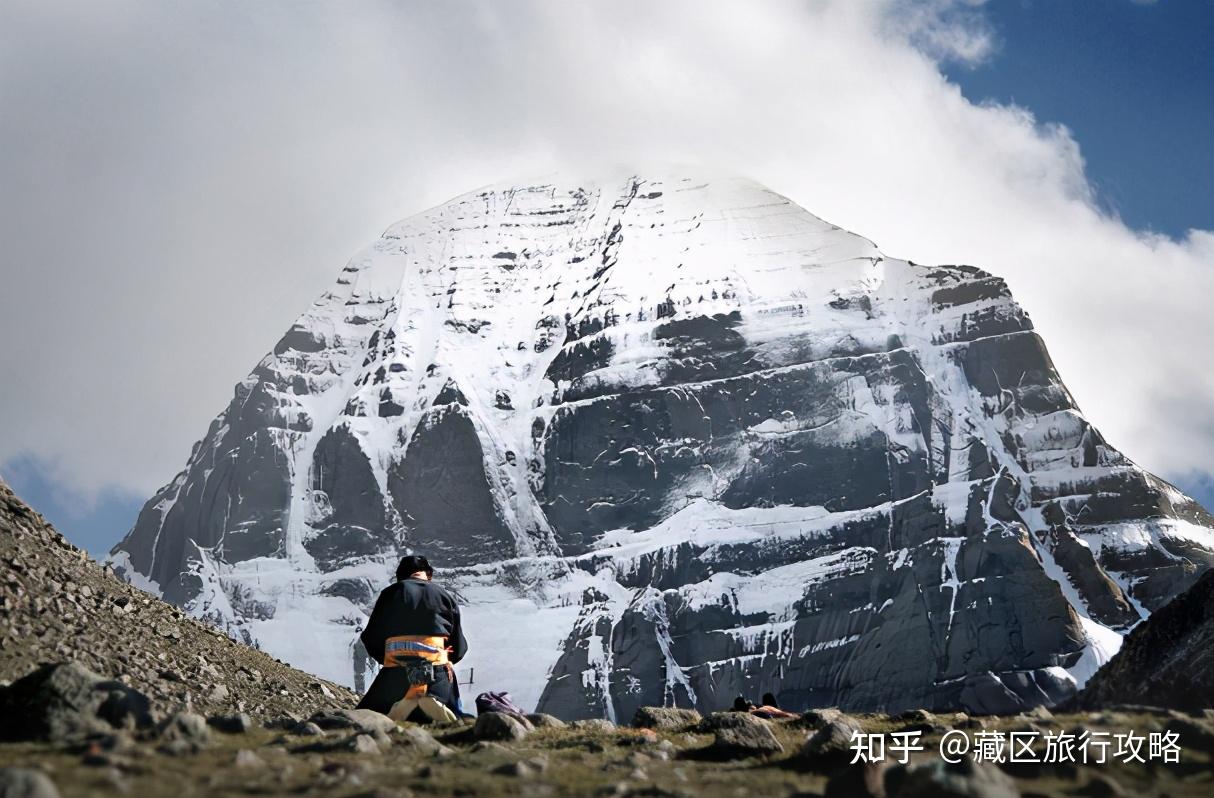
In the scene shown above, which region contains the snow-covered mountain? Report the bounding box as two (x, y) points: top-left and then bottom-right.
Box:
(111, 171), (1214, 718)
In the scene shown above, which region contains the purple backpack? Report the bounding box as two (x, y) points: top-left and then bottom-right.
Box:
(475, 691), (528, 717)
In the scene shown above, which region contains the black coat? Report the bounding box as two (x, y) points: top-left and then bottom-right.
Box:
(359, 577), (468, 666)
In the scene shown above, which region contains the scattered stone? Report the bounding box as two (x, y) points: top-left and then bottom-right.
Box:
(706, 713), (783, 759)
(308, 708), (396, 736)
(474, 712), (530, 741)
(886, 756), (1019, 798)
(291, 732), (381, 755)
(895, 709), (949, 734)
(527, 712), (567, 728)
(262, 714), (302, 731)
(632, 707), (701, 730)
(468, 741), (508, 755)
(572, 719), (617, 733)
(795, 708), (846, 729)
(798, 718), (863, 770)
(207, 713), (253, 733)
(396, 726), (442, 755)
(291, 721), (324, 736)
(234, 749), (265, 769)
(1024, 705), (1054, 722)
(157, 711), (211, 755)
(0, 768), (60, 798)
(492, 756), (548, 777)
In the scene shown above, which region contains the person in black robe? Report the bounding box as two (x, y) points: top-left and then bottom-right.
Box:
(356, 555), (468, 719)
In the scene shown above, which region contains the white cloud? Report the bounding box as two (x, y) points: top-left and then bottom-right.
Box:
(0, 0), (1210, 504)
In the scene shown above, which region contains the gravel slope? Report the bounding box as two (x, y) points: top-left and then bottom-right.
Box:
(0, 478), (356, 722)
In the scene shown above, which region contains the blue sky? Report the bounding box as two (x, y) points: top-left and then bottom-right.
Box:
(1, 1), (1211, 555)
(944, 0), (1213, 238)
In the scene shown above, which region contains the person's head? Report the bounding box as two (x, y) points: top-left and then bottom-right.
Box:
(396, 554), (433, 581)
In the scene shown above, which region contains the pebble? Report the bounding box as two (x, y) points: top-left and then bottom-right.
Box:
(234, 749), (264, 769)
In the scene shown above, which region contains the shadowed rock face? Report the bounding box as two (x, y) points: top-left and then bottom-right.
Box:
(1080, 568), (1214, 710)
(110, 171), (1214, 713)
(388, 404), (516, 567)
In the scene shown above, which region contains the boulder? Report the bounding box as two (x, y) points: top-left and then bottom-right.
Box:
(526, 713), (567, 729)
(474, 712), (530, 742)
(798, 718), (863, 771)
(349, 734), (382, 755)
(396, 726), (443, 755)
(632, 707), (701, 730)
(291, 721), (324, 736)
(0, 768), (60, 798)
(308, 708), (396, 736)
(0, 663), (152, 742)
(707, 713), (783, 759)
(157, 712), (211, 755)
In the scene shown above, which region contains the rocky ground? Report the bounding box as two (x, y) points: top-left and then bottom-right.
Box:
(4, 479), (1214, 797)
(0, 478), (357, 721)
(2, 700), (1213, 797)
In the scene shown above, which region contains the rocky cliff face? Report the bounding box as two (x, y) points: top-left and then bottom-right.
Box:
(110, 171), (1214, 718)
(1080, 568), (1214, 710)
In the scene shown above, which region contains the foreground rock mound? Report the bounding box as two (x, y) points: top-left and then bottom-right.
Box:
(632, 706), (701, 730)
(705, 713), (783, 758)
(1081, 569), (1214, 710)
(0, 479), (354, 724)
(0, 662), (151, 742)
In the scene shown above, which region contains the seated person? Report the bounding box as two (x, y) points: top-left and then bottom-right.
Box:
(356, 554), (468, 722)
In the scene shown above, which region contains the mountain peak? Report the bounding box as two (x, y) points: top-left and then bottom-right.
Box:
(111, 174), (1214, 717)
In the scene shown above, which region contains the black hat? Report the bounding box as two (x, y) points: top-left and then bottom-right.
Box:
(396, 554), (433, 581)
